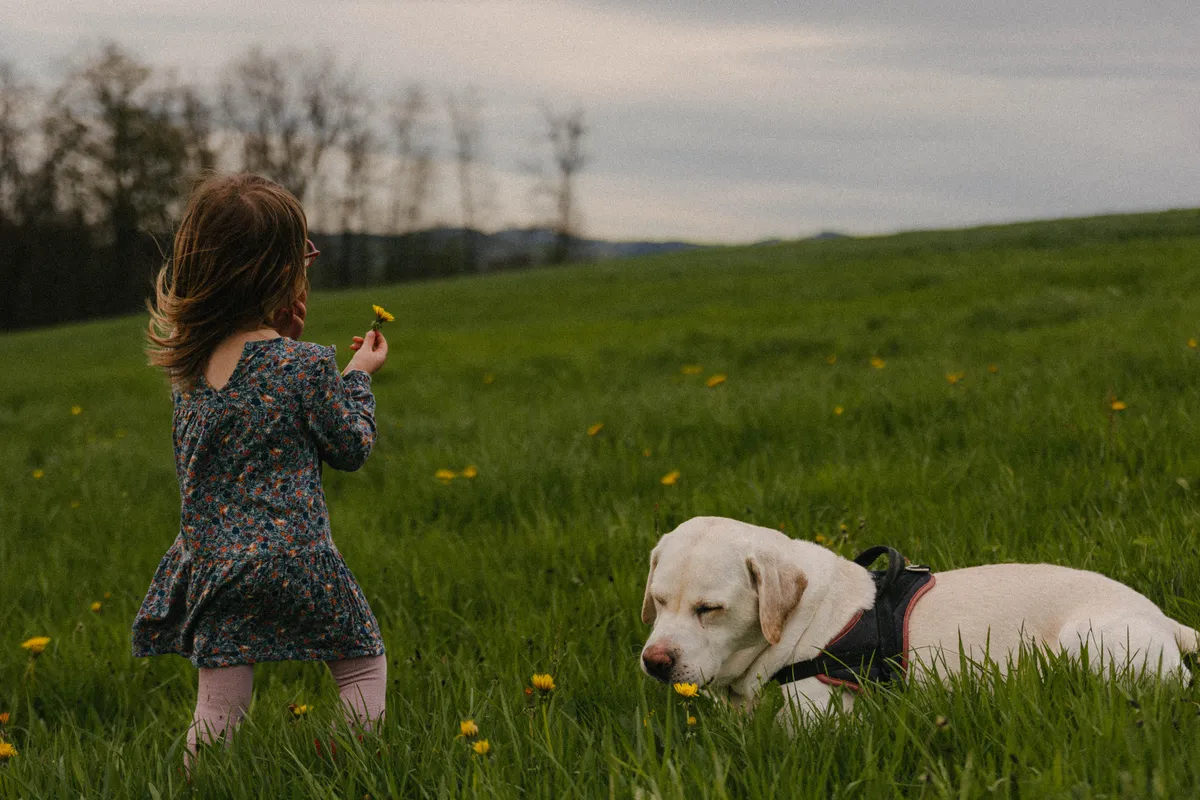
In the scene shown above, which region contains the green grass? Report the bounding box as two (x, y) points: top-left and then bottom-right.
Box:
(4, 209), (1200, 798)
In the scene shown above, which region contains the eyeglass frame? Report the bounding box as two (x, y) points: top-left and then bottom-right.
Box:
(304, 239), (320, 269)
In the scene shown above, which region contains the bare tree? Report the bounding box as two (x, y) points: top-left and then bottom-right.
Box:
(0, 62), (32, 224)
(221, 47), (360, 205)
(446, 87), (496, 271)
(387, 86), (434, 235)
(543, 105), (586, 264)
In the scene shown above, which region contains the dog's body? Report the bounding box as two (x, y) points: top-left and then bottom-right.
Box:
(640, 517), (1198, 724)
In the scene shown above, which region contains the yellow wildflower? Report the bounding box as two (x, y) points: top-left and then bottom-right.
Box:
(32, 469), (44, 480)
(687, 715), (697, 726)
(680, 365), (703, 375)
(0, 742), (15, 760)
(815, 534), (827, 544)
(21, 637), (50, 655)
(71, 405), (82, 416)
(934, 715), (949, 731)
(988, 364), (1000, 374)
(870, 356), (886, 369)
(673, 682), (699, 698)
(1111, 400), (1127, 411)
(459, 719), (479, 738)
(288, 703), (310, 718)
(0, 712), (9, 725)
(370, 304), (395, 332)
(587, 423), (604, 436)
(642, 448), (652, 458)
(660, 470), (681, 486)
(531, 673), (555, 692)
(1189, 339), (1198, 350)
(90, 601), (102, 613)
(472, 739), (490, 756)
(435, 469), (457, 483)
(839, 522), (848, 534)
(826, 354), (837, 365)
(833, 406), (844, 416)
(483, 373), (495, 385)
(945, 371), (965, 386)
(706, 374), (727, 388)
(460, 465), (478, 479)
(103, 592), (111, 600)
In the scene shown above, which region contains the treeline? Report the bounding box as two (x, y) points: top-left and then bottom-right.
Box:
(0, 43), (586, 330)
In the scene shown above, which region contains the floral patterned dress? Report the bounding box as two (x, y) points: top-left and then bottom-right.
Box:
(132, 338), (385, 668)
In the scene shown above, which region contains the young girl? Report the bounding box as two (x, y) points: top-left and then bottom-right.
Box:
(132, 173), (389, 762)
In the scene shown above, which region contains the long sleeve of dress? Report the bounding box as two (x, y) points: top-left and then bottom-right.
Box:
(302, 349), (377, 471)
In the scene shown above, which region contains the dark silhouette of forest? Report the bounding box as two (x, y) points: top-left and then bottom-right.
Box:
(0, 42), (588, 330)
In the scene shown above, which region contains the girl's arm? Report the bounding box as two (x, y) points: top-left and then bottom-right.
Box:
(301, 348), (377, 471)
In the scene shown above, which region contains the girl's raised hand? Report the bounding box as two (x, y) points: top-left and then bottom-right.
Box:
(345, 330), (388, 376)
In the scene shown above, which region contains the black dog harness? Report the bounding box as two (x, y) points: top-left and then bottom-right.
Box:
(772, 546), (935, 691)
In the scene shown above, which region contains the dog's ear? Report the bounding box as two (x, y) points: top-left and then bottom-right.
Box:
(746, 550), (808, 645)
(641, 551), (660, 625)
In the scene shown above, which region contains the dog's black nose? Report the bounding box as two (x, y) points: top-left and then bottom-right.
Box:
(642, 646), (675, 680)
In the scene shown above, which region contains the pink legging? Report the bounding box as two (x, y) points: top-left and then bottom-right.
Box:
(187, 655), (386, 760)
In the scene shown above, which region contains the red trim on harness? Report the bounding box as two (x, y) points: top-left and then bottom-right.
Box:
(814, 611), (866, 692)
(899, 574), (936, 676)
(813, 575), (937, 692)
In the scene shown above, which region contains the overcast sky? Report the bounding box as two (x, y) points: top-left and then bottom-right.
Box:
(3, 0), (1198, 242)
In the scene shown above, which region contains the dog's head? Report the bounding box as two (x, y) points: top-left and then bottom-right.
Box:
(639, 517), (808, 687)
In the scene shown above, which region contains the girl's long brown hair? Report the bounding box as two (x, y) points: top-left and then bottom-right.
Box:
(147, 173), (309, 389)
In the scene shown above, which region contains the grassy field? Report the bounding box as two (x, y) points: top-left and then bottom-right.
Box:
(3, 210), (1200, 798)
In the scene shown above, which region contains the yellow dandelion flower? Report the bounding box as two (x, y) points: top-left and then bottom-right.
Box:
(680, 365), (703, 375)
(103, 592), (111, 600)
(706, 374), (727, 388)
(460, 465), (478, 479)
(370, 304), (395, 332)
(839, 522), (848, 534)
(71, 405), (82, 416)
(21, 636), (50, 655)
(288, 703), (310, 718)
(32, 469), (44, 480)
(833, 406), (844, 416)
(1111, 400), (1127, 411)
(0, 712), (9, 725)
(531, 673), (555, 692)
(459, 719), (479, 738)
(89, 601), (102, 613)
(660, 470), (681, 486)
(934, 715), (949, 731)
(988, 364), (1000, 374)
(826, 354), (837, 365)
(1189, 339), (1198, 350)
(472, 739), (490, 755)
(870, 356), (886, 369)
(642, 448), (652, 458)
(673, 682), (699, 698)
(945, 372), (965, 386)
(687, 715), (697, 726)
(483, 373), (495, 385)
(815, 534), (827, 544)
(0, 742), (16, 760)
(435, 469), (457, 483)
(587, 423), (604, 436)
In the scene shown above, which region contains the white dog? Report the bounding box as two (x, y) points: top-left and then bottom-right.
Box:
(640, 516), (1198, 724)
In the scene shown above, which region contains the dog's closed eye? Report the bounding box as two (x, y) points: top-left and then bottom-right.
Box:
(694, 603), (724, 617)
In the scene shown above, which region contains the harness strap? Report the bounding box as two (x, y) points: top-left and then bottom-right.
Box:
(772, 545), (932, 688)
